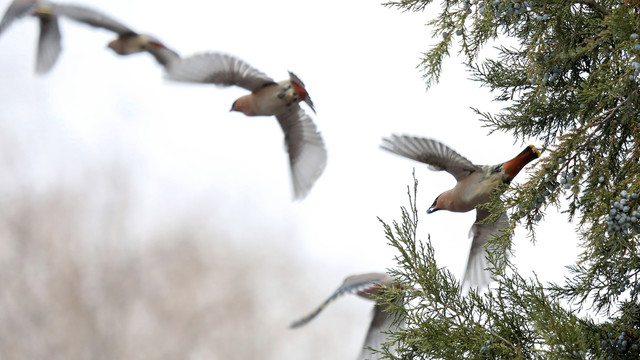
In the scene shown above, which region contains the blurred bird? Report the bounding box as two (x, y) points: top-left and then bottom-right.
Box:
(52, 3), (179, 67)
(291, 272), (404, 360)
(0, 0), (61, 73)
(0, 0), (37, 35)
(166, 52), (327, 200)
(381, 135), (540, 288)
(0, 0), (179, 74)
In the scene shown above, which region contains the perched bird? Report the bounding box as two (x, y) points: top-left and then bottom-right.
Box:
(381, 135), (540, 288)
(0, 0), (179, 74)
(166, 52), (327, 200)
(291, 273), (404, 360)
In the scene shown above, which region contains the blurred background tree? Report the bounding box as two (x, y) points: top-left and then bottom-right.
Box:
(380, 0), (640, 359)
(0, 118), (367, 360)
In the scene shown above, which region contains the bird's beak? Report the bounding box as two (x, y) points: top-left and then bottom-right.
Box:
(107, 39), (119, 52)
(426, 196), (440, 214)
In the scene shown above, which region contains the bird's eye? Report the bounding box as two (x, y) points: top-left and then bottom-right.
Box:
(493, 165), (502, 173)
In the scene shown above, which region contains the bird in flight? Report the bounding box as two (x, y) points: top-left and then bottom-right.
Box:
(166, 52), (327, 200)
(381, 135), (540, 288)
(291, 272), (405, 360)
(0, 0), (180, 74)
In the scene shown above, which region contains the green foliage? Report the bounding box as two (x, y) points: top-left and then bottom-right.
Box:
(379, 177), (639, 359)
(380, 0), (640, 358)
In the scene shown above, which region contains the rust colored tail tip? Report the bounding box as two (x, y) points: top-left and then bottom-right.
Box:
(34, 4), (54, 16)
(504, 145), (541, 179)
(528, 145), (541, 158)
(149, 40), (165, 49)
(517, 145), (540, 159)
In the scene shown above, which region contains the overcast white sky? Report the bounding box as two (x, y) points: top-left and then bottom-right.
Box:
(0, 0), (581, 356)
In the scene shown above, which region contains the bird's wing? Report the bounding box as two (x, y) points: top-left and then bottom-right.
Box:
(51, 3), (134, 35)
(165, 52), (276, 91)
(342, 273), (390, 290)
(0, 0), (38, 35)
(358, 298), (405, 360)
(380, 135), (481, 181)
(463, 209), (509, 288)
(275, 106), (327, 200)
(35, 14), (61, 74)
(289, 274), (387, 329)
(144, 39), (180, 68)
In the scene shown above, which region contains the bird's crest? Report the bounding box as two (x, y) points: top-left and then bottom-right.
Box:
(288, 71), (316, 114)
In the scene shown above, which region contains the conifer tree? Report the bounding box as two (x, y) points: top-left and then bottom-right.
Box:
(378, 1), (640, 358)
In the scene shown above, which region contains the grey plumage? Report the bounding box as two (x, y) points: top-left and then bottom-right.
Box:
(166, 52), (327, 200)
(35, 11), (61, 74)
(50, 3), (134, 34)
(0, 0), (37, 35)
(291, 273), (404, 360)
(382, 134), (539, 288)
(465, 210), (509, 287)
(167, 52), (276, 90)
(0, 0), (180, 73)
(276, 107), (327, 200)
(380, 134), (481, 180)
